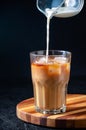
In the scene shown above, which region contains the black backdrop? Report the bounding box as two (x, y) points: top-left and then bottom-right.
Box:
(0, 0), (86, 91)
(0, 0), (86, 129)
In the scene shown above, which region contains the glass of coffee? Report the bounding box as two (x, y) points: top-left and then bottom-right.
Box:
(30, 50), (71, 114)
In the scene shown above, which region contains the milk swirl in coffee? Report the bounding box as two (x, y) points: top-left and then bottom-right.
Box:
(31, 55), (70, 113)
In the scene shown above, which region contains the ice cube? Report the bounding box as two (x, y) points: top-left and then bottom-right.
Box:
(54, 57), (67, 63)
(35, 57), (46, 64)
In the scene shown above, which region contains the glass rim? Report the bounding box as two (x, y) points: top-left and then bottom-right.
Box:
(30, 50), (71, 56)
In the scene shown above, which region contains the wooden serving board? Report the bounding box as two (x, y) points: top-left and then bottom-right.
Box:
(16, 94), (86, 128)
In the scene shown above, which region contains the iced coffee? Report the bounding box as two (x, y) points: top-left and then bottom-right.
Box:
(30, 50), (71, 114)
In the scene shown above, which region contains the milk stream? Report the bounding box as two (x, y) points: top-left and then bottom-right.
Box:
(46, 16), (50, 62)
(45, 10), (54, 63)
(45, 8), (61, 63)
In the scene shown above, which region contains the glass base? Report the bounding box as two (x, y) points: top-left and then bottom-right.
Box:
(35, 106), (66, 114)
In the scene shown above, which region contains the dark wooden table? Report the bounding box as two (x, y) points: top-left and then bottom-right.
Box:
(16, 94), (86, 128)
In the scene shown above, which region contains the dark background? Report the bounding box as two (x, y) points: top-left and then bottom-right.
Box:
(0, 0), (86, 129)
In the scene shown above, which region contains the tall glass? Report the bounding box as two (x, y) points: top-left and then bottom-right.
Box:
(30, 50), (71, 114)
